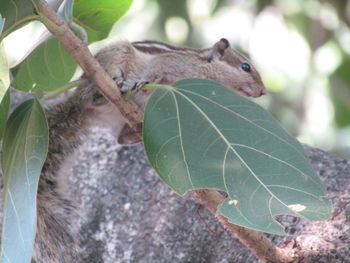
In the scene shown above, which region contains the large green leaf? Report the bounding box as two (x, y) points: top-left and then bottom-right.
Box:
(11, 37), (76, 93)
(143, 79), (332, 235)
(73, 0), (133, 43)
(1, 99), (48, 263)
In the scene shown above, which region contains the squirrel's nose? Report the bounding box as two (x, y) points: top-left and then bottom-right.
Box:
(251, 87), (267, 97)
(260, 89), (267, 96)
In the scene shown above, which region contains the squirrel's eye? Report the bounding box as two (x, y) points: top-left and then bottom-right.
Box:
(241, 63), (251, 72)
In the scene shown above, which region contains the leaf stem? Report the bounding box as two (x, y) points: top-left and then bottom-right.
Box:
(122, 84), (168, 100)
(68, 22), (88, 44)
(42, 78), (89, 101)
(142, 84), (167, 90)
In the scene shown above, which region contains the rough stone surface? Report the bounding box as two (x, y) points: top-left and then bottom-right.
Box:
(68, 129), (350, 263)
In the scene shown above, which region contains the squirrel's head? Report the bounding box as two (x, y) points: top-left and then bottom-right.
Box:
(203, 38), (267, 98)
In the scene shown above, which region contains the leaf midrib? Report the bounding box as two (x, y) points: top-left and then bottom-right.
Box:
(171, 91), (194, 189)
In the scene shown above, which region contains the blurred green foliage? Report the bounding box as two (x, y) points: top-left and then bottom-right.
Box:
(331, 58), (350, 128)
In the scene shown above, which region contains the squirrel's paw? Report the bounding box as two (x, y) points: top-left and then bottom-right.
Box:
(112, 69), (127, 92)
(119, 80), (149, 95)
(132, 81), (149, 92)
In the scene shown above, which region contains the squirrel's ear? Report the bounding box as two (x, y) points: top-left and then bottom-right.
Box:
(214, 38), (230, 55)
(206, 38), (230, 61)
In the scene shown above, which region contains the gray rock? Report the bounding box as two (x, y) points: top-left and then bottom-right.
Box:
(69, 129), (350, 263)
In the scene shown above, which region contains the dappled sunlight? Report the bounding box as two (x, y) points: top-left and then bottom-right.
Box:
(337, 26), (350, 54)
(313, 42), (341, 74)
(187, 0), (217, 21)
(165, 16), (189, 43)
(109, 0), (158, 41)
(319, 3), (339, 30)
(201, 7), (254, 46)
(301, 83), (334, 149)
(250, 8), (310, 82)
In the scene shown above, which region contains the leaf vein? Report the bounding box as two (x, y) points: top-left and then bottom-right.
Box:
(7, 189), (26, 246)
(171, 90), (194, 189)
(176, 84), (304, 157)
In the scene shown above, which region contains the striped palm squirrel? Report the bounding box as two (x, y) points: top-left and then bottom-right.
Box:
(34, 38), (266, 262)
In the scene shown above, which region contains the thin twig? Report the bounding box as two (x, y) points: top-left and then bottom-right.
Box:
(42, 78), (89, 100)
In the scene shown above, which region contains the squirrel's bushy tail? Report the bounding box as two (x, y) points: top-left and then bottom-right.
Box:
(33, 90), (88, 263)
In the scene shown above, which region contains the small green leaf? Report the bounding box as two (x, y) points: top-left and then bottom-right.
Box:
(1, 99), (48, 263)
(0, 90), (10, 141)
(144, 78), (332, 235)
(73, 0), (133, 43)
(12, 37), (76, 93)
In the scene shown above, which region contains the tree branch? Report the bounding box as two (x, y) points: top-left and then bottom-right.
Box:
(37, 0), (143, 128)
(192, 189), (295, 263)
